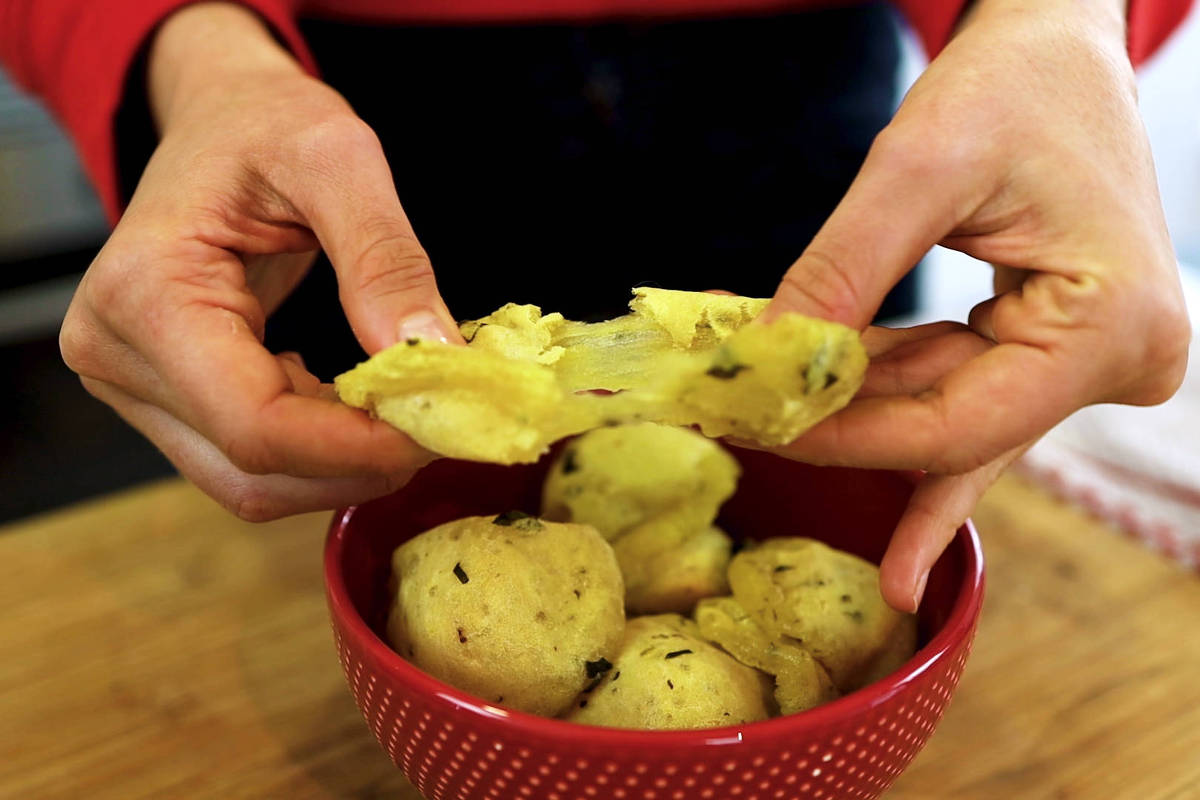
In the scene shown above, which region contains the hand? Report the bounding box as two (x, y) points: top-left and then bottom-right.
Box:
(59, 3), (461, 520)
(763, 0), (1190, 611)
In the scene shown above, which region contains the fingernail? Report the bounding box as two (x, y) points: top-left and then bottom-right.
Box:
(911, 571), (929, 612)
(397, 311), (451, 345)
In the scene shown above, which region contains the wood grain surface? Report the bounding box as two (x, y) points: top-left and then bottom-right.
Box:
(1, 473), (1196, 800)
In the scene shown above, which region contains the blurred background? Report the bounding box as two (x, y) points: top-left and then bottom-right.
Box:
(2, 6), (1199, 524)
(0, 62), (170, 522)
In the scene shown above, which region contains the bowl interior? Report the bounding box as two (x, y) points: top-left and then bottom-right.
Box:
(333, 446), (968, 658)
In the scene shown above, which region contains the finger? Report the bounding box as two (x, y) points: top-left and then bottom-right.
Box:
(775, 339), (1087, 474)
(72, 244), (435, 479)
(727, 326), (988, 451)
(283, 121), (461, 353)
(275, 351), (322, 396)
(168, 305), (435, 477)
(764, 129), (968, 329)
(82, 378), (415, 520)
(968, 268), (1029, 342)
(861, 322), (977, 359)
(277, 350), (305, 368)
(859, 324), (994, 398)
(967, 294), (1002, 342)
(877, 444), (1027, 612)
(277, 351), (339, 402)
(993, 264), (1030, 295)
(131, 260), (436, 477)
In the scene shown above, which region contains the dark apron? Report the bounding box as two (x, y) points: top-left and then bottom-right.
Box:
(268, 5), (906, 376)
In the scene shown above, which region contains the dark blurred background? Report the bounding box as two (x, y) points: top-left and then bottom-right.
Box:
(0, 74), (173, 523)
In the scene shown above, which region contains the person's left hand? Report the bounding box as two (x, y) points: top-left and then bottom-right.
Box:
(758, 0), (1191, 612)
(59, 3), (460, 521)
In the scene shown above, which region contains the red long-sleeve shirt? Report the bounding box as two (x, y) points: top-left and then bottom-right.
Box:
(0, 0), (1192, 223)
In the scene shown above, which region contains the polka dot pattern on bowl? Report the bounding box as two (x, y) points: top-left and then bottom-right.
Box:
(331, 622), (976, 800)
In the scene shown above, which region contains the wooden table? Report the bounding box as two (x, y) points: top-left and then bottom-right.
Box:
(2, 473), (1197, 799)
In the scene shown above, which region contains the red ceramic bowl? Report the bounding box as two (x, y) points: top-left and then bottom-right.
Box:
(325, 447), (984, 800)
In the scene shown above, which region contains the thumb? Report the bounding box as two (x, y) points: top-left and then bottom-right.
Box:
(764, 131), (964, 330)
(289, 123), (462, 353)
(331, 220), (462, 353)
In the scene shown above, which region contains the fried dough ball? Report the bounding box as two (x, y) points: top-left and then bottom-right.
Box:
(856, 610), (920, 689)
(613, 519), (732, 615)
(727, 538), (917, 693)
(542, 423), (738, 614)
(542, 422), (740, 540)
(694, 596), (839, 715)
(562, 614), (774, 730)
(386, 513), (624, 717)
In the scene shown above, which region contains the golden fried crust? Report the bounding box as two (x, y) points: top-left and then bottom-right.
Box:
(694, 596), (840, 715)
(561, 614), (775, 730)
(541, 423), (738, 614)
(614, 522), (732, 616)
(334, 337), (590, 463)
(386, 514), (625, 717)
(541, 422), (740, 539)
(335, 288), (866, 464)
(726, 538), (917, 693)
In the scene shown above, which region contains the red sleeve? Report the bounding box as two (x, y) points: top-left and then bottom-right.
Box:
(891, 0), (968, 57)
(0, 0), (318, 224)
(892, 0), (1195, 67)
(1128, 0), (1195, 65)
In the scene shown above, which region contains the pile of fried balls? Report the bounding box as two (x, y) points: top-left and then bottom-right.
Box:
(385, 423), (916, 730)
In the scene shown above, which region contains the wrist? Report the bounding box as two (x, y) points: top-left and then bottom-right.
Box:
(148, 2), (303, 132)
(959, 0), (1128, 53)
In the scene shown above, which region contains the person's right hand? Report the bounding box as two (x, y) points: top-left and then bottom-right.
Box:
(59, 3), (461, 520)
(759, 0), (1191, 612)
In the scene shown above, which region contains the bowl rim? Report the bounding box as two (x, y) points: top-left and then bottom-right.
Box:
(324, 481), (985, 748)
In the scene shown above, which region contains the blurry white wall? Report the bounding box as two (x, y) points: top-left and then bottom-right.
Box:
(1140, 5), (1200, 265)
(902, 5), (1200, 323)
